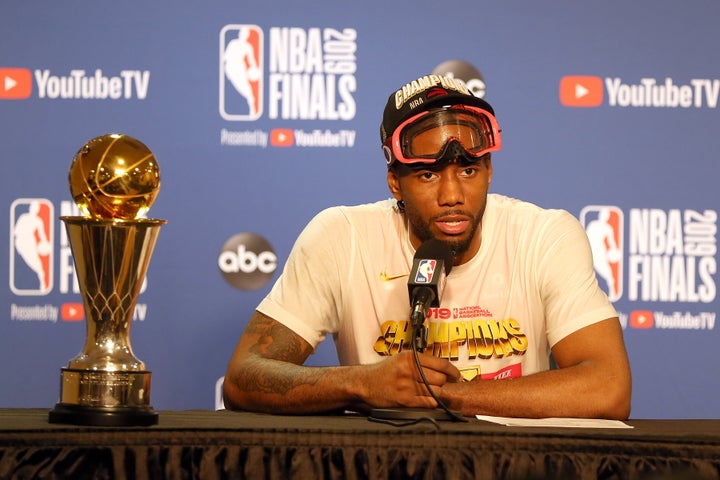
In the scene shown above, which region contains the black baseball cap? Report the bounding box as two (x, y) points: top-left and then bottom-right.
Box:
(380, 74), (496, 145)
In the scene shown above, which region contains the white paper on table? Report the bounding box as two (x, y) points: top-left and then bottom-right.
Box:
(475, 415), (633, 429)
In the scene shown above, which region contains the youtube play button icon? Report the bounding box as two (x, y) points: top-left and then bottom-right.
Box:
(559, 75), (603, 107)
(61, 303), (85, 321)
(0, 68), (32, 99)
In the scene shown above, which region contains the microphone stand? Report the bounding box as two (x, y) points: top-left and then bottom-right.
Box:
(368, 307), (467, 423)
(409, 309), (466, 422)
(411, 308), (428, 352)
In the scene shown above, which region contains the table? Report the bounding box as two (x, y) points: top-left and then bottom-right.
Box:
(1, 409), (719, 479)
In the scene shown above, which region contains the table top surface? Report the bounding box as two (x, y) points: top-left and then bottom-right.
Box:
(1, 408), (719, 444)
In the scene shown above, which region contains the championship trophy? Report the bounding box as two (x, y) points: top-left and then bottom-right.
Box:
(48, 133), (165, 426)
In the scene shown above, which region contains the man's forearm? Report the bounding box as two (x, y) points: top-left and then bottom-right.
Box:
(439, 362), (631, 420)
(224, 355), (367, 414)
(223, 350), (460, 414)
(223, 312), (370, 414)
(441, 318), (632, 420)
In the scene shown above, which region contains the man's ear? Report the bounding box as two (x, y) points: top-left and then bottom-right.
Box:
(387, 169), (402, 201)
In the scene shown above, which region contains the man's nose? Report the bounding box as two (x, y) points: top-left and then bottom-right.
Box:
(437, 171), (464, 206)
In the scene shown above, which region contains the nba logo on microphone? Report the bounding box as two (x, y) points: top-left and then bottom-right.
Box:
(415, 260), (437, 284)
(219, 24), (263, 121)
(9, 198), (54, 295)
(579, 205), (623, 302)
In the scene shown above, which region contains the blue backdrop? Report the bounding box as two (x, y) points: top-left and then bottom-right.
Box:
(2, 0), (719, 419)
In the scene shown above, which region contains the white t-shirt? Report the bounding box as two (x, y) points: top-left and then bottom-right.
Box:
(258, 194), (617, 381)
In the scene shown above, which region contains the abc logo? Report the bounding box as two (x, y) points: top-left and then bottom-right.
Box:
(219, 233), (277, 290)
(432, 60), (487, 99)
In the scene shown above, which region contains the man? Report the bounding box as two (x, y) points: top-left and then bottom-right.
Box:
(223, 74), (632, 420)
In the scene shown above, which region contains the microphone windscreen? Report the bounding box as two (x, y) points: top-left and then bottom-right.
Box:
(414, 239), (454, 275)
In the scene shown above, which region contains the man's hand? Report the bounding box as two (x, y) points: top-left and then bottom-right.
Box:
(356, 351), (461, 409)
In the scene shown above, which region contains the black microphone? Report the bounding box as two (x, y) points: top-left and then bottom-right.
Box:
(366, 239), (465, 423)
(407, 239), (453, 332)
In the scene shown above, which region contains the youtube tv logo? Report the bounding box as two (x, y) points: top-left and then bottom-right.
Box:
(560, 75), (603, 107)
(270, 128), (294, 147)
(0, 68), (32, 99)
(630, 310), (654, 329)
(61, 303), (85, 321)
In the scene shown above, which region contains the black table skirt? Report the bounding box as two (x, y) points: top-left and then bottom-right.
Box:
(1, 409), (719, 480)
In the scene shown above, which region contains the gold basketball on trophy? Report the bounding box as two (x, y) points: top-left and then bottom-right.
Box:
(68, 133), (160, 220)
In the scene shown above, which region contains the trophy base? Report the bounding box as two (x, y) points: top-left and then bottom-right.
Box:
(49, 403), (158, 426)
(50, 368), (158, 426)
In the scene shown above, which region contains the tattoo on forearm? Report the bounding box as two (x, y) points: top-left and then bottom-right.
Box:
(239, 315), (323, 395)
(246, 320), (304, 362)
(241, 360), (323, 395)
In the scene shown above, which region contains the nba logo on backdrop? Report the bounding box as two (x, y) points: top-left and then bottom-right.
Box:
(580, 205), (624, 302)
(219, 25), (263, 121)
(9, 198), (54, 295)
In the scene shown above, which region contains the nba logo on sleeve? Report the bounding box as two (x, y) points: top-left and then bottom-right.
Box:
(219, 25), (263, 121)
(9, 199), (54, 295)
(415, 259), (436, 284)
(579, 205), (623, 302)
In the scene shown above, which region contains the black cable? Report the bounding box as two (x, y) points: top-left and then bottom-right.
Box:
(411, 317), (468, 423)
(367, 414), (441, 430)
